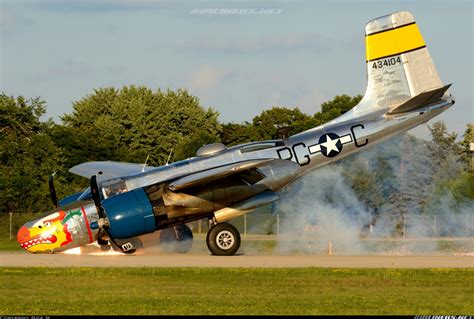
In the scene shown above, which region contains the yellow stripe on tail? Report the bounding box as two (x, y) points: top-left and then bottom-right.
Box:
(347, 11), (444, 115)
(366, 22), (426, 62)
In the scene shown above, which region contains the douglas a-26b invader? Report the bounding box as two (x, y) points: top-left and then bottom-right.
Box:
(18, 12), (454, 256)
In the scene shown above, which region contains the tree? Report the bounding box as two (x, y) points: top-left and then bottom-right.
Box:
(459, 123), (473, 164)
(251, 107), (318, 140)
(428, 121), (460, 155)
(57, 86), (221, 166)
(220, 122), (259, 146)
(0, 94), (64, 214)
(342, 155), (384, 222)
(425, 121), (472, 216)
(314, 94), (362, 124)
(220, 94), (362, 145)
(172, 130), (221, 161)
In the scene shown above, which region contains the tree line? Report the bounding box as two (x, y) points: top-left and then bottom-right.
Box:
(1, 86), (472, 228)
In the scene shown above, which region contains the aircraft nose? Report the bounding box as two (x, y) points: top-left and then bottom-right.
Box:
(17, 216), (60, 253)
(17, 225), (31, 247)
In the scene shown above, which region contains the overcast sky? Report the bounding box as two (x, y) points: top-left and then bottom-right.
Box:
(1, 0), (472, 139)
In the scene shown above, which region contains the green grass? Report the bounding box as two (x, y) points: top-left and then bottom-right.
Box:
(0, 213), (43, 251)
(0, 238), (21, 251)
(0, 267), (472, 315)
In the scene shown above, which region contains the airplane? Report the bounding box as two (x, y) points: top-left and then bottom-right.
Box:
(17, 11), (455, 256)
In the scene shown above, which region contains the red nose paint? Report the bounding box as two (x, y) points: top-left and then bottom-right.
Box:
(17, 226), (30, 245)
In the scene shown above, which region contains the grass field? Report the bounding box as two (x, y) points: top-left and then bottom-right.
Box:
(0, 267), (472, 315)
(0, 238), (20, 251)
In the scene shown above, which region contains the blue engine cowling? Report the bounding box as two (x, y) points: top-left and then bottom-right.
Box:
(102, 188), (155, 239)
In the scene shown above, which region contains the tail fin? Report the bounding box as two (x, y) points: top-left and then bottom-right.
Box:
(354, 11), (446, 114)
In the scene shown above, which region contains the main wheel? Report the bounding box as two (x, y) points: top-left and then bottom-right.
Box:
(97, 237), (111, 251)
(206, 222), (241, 256)
(159, 224), (193, 254)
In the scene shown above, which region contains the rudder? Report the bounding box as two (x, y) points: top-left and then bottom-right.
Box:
(355, 11), (444, 114)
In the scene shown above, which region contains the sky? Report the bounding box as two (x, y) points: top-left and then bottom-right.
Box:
(1, 0), (472, 140)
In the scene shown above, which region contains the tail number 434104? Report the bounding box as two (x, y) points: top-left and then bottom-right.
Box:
(372, 56), (402, 69)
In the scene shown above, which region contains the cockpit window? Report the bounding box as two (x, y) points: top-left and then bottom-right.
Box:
(102, 179), (128, 198)
(77, 187), (92, 201)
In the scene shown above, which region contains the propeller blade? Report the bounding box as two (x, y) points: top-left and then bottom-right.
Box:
(48, 174), (58, 208)
(90, 175), (105, 219)
(89, 174), (133, 254)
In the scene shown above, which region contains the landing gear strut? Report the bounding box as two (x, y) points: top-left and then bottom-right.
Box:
(159, 224), (193, 253)
(206, 222), (241, 256)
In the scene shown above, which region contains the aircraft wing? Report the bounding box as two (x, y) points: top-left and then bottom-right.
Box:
(69, 161), (154, 181)
(168, 159), (273, 191)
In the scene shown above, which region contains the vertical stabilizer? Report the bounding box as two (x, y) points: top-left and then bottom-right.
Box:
(354, 11), (444, 114)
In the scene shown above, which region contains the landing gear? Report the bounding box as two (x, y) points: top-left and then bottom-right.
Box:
(206, 222), (241, 256)
(113, 246), (136, 255)
(113, 238), (143, 255)
(97, 237), (111, 251)
(159, 224), (193, 254)
(97, 231), (141, 254)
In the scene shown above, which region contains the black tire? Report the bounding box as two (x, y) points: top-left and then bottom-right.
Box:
(206, 222), (241, 256)
(97, 237), (110, 251)
(159, 224), (193, 254)
(99, 244), (111, 251)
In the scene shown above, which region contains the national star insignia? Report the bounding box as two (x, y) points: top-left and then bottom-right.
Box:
(308, 133), (353, 157)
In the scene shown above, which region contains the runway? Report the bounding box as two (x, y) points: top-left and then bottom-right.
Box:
(1, 252), (473, 268)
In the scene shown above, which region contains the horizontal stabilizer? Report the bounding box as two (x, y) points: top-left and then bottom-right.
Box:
(388, 84), (451, 114)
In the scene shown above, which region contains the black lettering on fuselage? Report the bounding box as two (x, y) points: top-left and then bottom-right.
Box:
(292, 142), (310, 166)
(277, 147), (293, 161)
(350, 124), (368, 147)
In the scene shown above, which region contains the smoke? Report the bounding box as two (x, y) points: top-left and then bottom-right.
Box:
(274, 166), (370, 254)
(272, 133), (474, 255)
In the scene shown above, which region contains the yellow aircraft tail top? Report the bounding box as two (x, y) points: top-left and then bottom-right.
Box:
(354, 11), (444, 114)
(365, 14), (426, 62)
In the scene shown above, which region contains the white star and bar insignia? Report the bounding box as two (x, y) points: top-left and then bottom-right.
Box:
(308, 133), (353, 157)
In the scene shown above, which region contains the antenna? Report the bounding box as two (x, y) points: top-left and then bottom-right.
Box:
(165, 148), (173, 165)
(141, 154), (150, 172)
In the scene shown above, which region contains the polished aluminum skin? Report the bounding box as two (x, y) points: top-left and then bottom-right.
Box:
(18, 11), (455, 254)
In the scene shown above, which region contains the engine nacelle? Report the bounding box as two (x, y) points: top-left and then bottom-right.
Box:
(102, 188), (155, 239)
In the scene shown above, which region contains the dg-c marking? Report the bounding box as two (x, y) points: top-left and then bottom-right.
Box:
(277, 124), (368, 166)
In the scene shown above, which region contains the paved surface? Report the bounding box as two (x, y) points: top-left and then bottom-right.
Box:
(0, 252), (472, 268)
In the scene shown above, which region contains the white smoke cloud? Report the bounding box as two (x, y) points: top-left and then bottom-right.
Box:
(271, 134), (474, 256)
(274, 166), (370, 254)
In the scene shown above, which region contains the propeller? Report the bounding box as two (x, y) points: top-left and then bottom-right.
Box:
(49, 173), (58, 208)
(89, 175), (133, 253)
